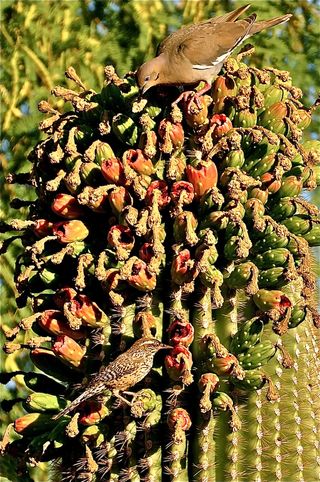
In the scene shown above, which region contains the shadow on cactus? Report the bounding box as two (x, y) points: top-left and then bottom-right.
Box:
(1, 50), (319, 482)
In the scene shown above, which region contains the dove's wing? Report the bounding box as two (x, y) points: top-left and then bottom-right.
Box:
(157, 4), (252, 58)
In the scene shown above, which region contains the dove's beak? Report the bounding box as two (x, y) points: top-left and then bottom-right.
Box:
(141, 82), (151, 95)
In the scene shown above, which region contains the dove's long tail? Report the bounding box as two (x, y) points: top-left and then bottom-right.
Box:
(52, 382), (105, 420)
(249, 14), (292, 35)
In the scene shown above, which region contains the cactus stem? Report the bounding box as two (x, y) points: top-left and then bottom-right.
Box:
(303, 326), (320, 479)
(214, 288), (239, 482)
(273, 351), (283, 481)
(292, 332), (305, 482)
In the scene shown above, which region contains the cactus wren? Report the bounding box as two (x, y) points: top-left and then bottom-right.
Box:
(53, 337), (171, 419)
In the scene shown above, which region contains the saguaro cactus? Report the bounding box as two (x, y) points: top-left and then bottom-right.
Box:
(1, 52), (320, 482)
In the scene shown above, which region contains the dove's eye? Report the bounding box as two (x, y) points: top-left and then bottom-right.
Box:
(144, 75), (151, 82)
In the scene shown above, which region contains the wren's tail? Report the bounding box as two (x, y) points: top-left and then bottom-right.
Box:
(52, 383), (105, 420)
(249, 14), (292, 36)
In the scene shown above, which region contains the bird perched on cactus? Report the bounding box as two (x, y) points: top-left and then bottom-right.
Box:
(136, 4), (292, 107)
(53, 338), (171, 420)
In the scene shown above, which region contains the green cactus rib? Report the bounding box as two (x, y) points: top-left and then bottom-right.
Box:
(213, 289), (239, 482)
(1, 52), (320, 482)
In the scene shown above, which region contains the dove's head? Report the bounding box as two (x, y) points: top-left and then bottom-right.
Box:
(136, 55), (165, 95)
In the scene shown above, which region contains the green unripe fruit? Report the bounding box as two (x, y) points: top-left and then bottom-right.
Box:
(112, 113), (138, 145)
(23, 373), (66, 395)
(230, 318), (264, 354)
(254, 248), (292, 268)
(258, 101), (287, 134)
(23, 392), (68, 413)
(278, 176), (303, 198)
(237, 341), (276, 369)
(258, 267), (290, 288)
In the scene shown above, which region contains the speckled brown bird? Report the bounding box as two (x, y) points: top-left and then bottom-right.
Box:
(53, 338), (171, 420)
(136, 4), (292, 104)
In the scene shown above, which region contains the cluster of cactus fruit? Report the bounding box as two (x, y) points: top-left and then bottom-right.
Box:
(1, 46), (320, 482)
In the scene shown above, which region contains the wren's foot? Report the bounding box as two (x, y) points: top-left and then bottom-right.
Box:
(113, 390), (132, 406)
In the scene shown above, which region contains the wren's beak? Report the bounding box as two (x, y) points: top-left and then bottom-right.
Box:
(160, 343), (172, 350)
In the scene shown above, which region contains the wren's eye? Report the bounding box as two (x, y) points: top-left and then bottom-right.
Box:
(144, 75), (151, 82)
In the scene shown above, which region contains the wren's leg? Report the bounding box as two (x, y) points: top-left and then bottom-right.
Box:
(113, 390), (132, 406)
(172, 81), (211, 111)
(122, 391), (136, 397)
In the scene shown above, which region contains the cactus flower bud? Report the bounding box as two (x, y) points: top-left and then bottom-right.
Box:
(101, 157), (125, 185)
(186, 160), (218, 198)
(127, 258), (157, 291)
(108, 186), (132, 216)
(198, 373), (219, 393)
(53, 220), (89, 243)
(131, 389), (158, 418)
(260, 172), (282, 194)
(107, 225), (135, 260)
(167, 407), (192, 432)
(14, 413), (55, 435)
(173, 211), (198, 245)
(253, 289), (291, 313)
(30, 347), (82, 382)
(94, 141), (115, 165)
(33, 219), (54, 238)
(211, 75), (237, 112)
(145, 181), (170, 208)
(138, 243), (155, 263)
(78, 401), (110, 425)
(68, 294), (109, 327)
(53, 335), (86, 368)
(295, 108), (311, 130)
(171, 249), (199, 285)
(211, 392), (241, 430)
(183, 95), (209, 127)
(138, 130), (158, 158)
(222, 149), (245, 169)
(210, 114), (233, 139)
(53, 287), (77, 308)
(38, 309), (86, 339)
(126, 148), (155, 176)
(80, 162), (103, 186)
(170, 181), (194, 207)
(165, 345), (193, 385)
(207, 353), (239, 376)
(158, 119), (184, 152)
(262, 85), (288, 109)
(167, 319), (194, 346)
(249, 187), (269, 205)
(198, 373), (220, 413)
(51, 193), (85, 219)
(80, 425), (104, 446)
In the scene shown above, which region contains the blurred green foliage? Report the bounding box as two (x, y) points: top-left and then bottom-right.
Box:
(0, 1), (319, 480)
